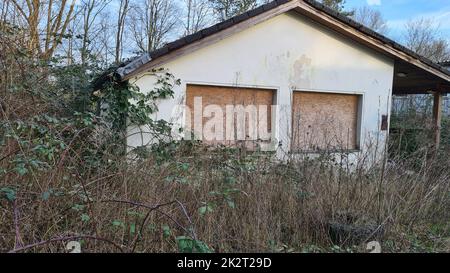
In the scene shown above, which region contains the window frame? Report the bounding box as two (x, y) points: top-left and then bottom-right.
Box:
(290, 89), (364, 154)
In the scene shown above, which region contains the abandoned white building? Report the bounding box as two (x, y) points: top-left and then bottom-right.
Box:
(100, 0), (450, 160)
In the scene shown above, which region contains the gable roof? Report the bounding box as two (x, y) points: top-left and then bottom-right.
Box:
(114, 0), (450, 88)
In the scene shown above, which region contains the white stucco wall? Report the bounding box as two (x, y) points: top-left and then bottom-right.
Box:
(128, 11), (395, 161)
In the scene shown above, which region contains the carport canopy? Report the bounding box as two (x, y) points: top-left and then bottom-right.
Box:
(394, 60), (450, 95)
(392, 60), (450, 148)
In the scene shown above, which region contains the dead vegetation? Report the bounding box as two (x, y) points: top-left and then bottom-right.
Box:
(1, 130), (449, 253)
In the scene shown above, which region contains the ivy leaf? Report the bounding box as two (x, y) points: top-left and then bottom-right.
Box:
(176, 236), (213, 253)
(176, 236), (194, 253)
(0, 187), (16, 202)
(226, 199), (236, 209)
(112, 220), (125, 228)
(198, 203), (214, 216)
(81, 214), (90, 222)
(179, 163), (189, 171)
(193, 239), (213, 253)
(72, 204), (84, 211)
(162, 225), (171, 238)
(42, 190), (53, 201)
(198, 206), (207, 215)
(14, 165), (28, 176)
(130, 223), (136, 235)
(225, 176), (236, 184)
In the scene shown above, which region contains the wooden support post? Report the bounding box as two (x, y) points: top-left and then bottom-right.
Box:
(432, 91), (443, 150)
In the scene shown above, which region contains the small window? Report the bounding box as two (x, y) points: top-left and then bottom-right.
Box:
(185, 84), (275, 148)
(291, 91), (361, 152)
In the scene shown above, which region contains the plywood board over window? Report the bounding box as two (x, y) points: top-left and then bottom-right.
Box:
(292, 91), (361, 152)
(185, 84), (275, 148)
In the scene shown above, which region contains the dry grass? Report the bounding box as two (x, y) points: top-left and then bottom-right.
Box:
(1, 139), (449, 253)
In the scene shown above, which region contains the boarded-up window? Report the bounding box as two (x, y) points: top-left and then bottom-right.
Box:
(292, 91), (360, 151)
(185, 84), (274, 147)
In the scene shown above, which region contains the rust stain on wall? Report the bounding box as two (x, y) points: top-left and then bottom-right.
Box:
(290, 54), (313, 89)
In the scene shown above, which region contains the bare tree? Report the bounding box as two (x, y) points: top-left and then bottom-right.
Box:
(129, 0), (179, 53)
(115, 0), (130, 63)
(0, 1), (12, 29)
(97, 12), (116, 67)
(77, 0), (111, 65)
(7, 0), (77, 59)
(183, 0), (211, 35)
(404, 18), (450, 62)
(353, 6), (388, 35)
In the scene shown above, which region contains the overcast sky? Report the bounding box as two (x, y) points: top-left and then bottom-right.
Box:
(346, 0), (450, 41)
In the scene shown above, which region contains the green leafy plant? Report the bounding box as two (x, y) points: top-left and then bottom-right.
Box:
(96, 68), (180, 132)
(0, 187), (16, 202)
(199, 202), (215, 216)
(162, 225), (172, 238)
(176, 236), (213, 253)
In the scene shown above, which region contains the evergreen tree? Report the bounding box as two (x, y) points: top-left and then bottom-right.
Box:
(321, 0), (354, 16)
(208, 0), (258, 21)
